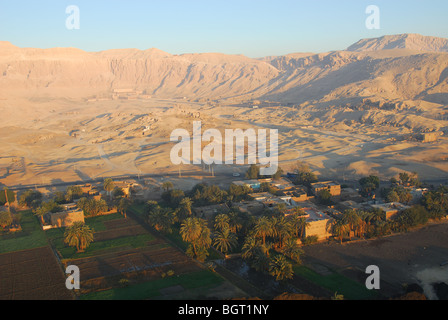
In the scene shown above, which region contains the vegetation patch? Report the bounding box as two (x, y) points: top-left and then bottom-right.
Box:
(79, 270), (224, 300)
(0, 210), (48, 254)
(294, 266), (378, 300)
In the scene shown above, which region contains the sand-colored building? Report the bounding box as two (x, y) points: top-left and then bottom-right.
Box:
(284, 206), (331, 241)
(232, 201), (265, 215)
(370, 202), (411, 220)
(49, 203), (85, 228)
(114, 181), (133, 197)
(418, 132), (441, 143)
(282, 186), (310, 203)
(302, 208), (332, 241)
(311, 181), (341, 197)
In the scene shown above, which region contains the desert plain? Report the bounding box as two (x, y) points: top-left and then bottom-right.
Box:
(0, 34), (448, 189)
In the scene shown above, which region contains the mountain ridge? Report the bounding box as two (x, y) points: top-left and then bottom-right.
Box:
(1, 34), (447, 107)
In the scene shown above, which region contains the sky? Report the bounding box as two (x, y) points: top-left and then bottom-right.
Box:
(1, 0), (448, 57)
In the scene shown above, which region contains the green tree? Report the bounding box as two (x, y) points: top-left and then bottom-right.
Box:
(423, 189), (448, 220)
(359, 175), (380, 197)
(269, 255), (294, 281)
(214, 214), (230, 232)
(117, 197), (131, 218)
(18, 190), (42, 208)
(64, 222), (94, 252)
(228, 184), (251, 201)
(34, 200), (63, 223)
(272, 166), (284, 180)
(162, 189), (185, 207)
(281, 238), (304, 263)
(399, 172), (410, 185)
(291, 161), (318, 186)
(0, 211), (13, 229)
(288, 212), (309, 239)
(162, 181), (174, 192)
(213, 227), (238, 254)
(272, 216), (293, 249)
(245, 164), (260, 179)
(180, 217), (211, 262)
(0, 188), (15, 206)
(317, 189), (332, 205)
(342, 210), (362, 240)
(65, 186), (83, 202)
(147, 206), (175, 233)
(176, 197), (193, 222)
(254, 216), (274, 245)
(386, 190), (400, 203)
(103, 178), (115, 200)
(327, 218), (349, 244)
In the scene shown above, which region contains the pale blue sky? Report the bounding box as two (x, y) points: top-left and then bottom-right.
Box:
(1, 0), (447, 57)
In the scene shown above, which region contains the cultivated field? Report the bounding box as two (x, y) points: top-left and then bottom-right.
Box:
(0, 246), (74, 300)
(43, 209), (245, 299)
(301, 221), (448, 299)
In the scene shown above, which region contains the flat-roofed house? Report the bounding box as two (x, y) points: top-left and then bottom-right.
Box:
(302, 207), (332, 241)
(114, 181), (133, 197)
(311, 181), (341, 197)
(50, 203), (85, 228)
(370, 202), (411, 220)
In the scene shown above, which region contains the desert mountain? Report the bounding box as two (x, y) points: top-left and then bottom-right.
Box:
(1, 34), (447, 108)
(347, 34), (448, 53)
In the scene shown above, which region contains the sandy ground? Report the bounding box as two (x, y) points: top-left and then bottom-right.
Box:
(0, 97), (447, 190)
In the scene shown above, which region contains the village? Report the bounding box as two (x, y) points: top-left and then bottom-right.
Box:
(1, 159), (446, 300)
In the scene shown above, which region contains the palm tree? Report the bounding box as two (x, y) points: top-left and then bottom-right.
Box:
(281, 238), (304, 263)
(103, 178), (115, 200)
(370, 208), (385, 223)
(342, 210), (362, 240)
(64, 222), (94, 252)
(273, 216), (293, 249)
(177, 197), (193, 221)
(227, 210), (243, 234)
(252, 249), (271, 272)
(242, 234), (259, 260)
(117, 198), (130, 218)
(254, 216), (273, 245)
(180, 217), (211, 261)
(214, 214), (230, 232)
(148, 207), (175, 233)
(269, 255), (294, 281)
(213, 227), (238, 254)
(34, 206), (47, 224)
(288, 214), (309, 239)
(327, 218), (349, 244)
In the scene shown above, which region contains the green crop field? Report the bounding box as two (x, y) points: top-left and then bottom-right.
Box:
(80, 270), (224, 300)
(294, 266), (378, 300)
(0, 210), (48, 254)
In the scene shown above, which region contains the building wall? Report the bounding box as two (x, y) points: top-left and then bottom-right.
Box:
(50, 210), (85, 228)
(305, 219), (331, 241)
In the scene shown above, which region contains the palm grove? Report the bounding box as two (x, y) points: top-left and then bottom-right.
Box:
(145, 165), (448, 282)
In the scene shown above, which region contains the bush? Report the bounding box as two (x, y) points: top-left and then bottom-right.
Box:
(302, 235), (318, 245)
